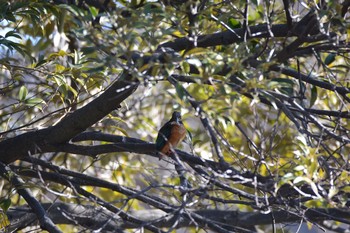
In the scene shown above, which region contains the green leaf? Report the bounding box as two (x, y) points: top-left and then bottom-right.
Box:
(5, 30), (22, 39)
(324, 53), (336, 66)
(143, 3), (163, 14)
(181, 61), (190, 73)
(310, 85), (317, 107)
(81, 46), (96, 55)
(113, 126), (129, 136)
(184, 47), (208, 56)
(67, 84), (78, 97)
(269, 78), (295, 95)
(25, 97), (45, 108)
(44, 21), (55, 37)
(35, 58), (47, 68)
(58, 50), (67, 57)
(85, 66), (105, 74)
(89, 6), (98, 17)
(175, 83), (186, 100)
(228, 18), (241, 29)
(0, 211), (10, 229)
(270, 78), (294, 87)
(18, 86), (28, 101)
(0, 199), (11, 212)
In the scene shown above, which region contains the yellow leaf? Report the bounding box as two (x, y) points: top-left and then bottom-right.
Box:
(58, 50), (67, 56)
(111, 126), (129, 136)
(184, 47), (208, 56)
(0, 211), (10, 229)
(172, 30), (185, 37)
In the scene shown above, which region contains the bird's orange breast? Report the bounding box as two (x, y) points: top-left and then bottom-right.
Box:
(160, 123), (186, 155)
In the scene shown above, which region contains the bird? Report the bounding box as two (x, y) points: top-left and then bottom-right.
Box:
(156, 111), (187, 160)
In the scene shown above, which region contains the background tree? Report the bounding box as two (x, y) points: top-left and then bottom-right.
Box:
(0, 0), (349, 232)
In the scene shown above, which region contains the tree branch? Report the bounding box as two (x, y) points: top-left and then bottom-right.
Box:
(7, 203), (350, 231)
(52, 132), (274, 188)
(159, 21), (335, 52)
(159, 24), (290, 51)
(15, 159), (177, 212)
(269, 65), (350, 101)
(0, 72), (139, 164)
(0, 162), (62, 233)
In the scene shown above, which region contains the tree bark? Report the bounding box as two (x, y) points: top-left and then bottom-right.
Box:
(7, 203), (350, 232)
(0, 72), (139, 164)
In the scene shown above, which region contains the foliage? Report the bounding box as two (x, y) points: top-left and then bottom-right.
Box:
(0, 0), (349, 232)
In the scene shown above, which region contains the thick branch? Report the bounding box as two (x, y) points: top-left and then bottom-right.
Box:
(159, 24), (289, 51)
(15, 160), (176, 212)
(63, 132), (272, 184)
(159, 22), (334, 52)
(0, 162), (62, 233)
(0, 72), (139, 164)
(7, 203), (350, 231)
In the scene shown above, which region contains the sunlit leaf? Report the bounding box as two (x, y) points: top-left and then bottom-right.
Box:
(18, 86), (28, 101)
(58, 50), (67, 57)
(0, 211), (10, 229)
(5, 30), (22, 39)
(228, 18), (241, 29)
(184, 47), (208, 56)
(89, 6), (98, 17)
(67, 84), (78, 97)
(294, 165), (305, 172)
(25, 97), (45, 107)
(112, 126), (129, 136)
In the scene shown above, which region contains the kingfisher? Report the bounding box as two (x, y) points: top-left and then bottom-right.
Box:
(156, 111), (187, 160)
